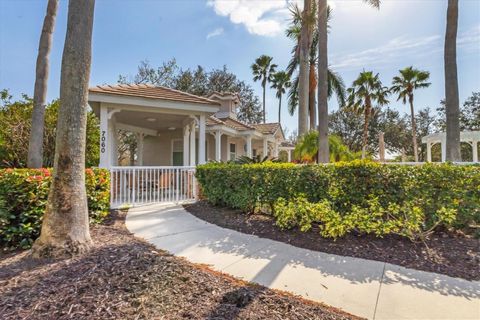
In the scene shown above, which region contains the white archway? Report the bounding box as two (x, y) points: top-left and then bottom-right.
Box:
(421, 131), (479, 162)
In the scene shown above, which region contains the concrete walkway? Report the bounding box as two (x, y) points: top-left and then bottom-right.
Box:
(126, 203), (480, 320)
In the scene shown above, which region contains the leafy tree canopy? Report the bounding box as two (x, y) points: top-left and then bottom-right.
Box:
(119, 59), (263, 124)
(0, 89), (99, 168)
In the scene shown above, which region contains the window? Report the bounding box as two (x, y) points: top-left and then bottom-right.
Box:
(172, 139), (183, 166)
(229, 143), (236, 160)
(253, 149), (257, 157)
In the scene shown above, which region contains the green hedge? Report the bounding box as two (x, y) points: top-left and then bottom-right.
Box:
(196, 161), (480, 240)
(0, 168), (110, 250)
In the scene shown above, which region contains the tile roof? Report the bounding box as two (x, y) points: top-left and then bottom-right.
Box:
(280, 141), (296, 148)
(89, 84), (221, 106)
(207, 116), (255, 131)
(251, 123), (281, 135)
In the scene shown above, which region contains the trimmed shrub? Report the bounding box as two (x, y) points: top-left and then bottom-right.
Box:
(0, 168), (110, 250)
(196, 161), (480, 239)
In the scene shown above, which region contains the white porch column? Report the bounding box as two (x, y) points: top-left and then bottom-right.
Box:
(274, 141), (279, 157)
(473, 140), (478, 163)
(136, 133), (144, 166)
(426, 142), (432, 162)
(263, 138), (268, 157)
(189, 122), (196, 166)
(199, 114), (206, 164)
(108, 115), (118, 166)
(245, 135), (252, 158)
(226, 137), (231, 161)
(99, 105), (109, 168)
(183, 125), (190, 166)
(441, 137), (446, 162)
(215, 131), (222, 161)
(287, 150), (291, 162)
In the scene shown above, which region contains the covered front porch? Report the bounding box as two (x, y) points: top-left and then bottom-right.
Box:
(89, 85), (284, 168)
(88, 84), (286, 207)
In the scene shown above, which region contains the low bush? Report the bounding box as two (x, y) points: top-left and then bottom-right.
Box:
(196, 161), (480, 240)
(0, 168), (110, 250)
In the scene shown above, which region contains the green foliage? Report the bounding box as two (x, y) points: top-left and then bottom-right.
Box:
(293, 131), (361, 163)
(0, 90), (100, 168)
(196, 161), (480, 240)
(0, 168), (110, 250)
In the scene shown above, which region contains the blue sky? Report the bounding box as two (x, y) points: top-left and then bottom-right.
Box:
(1, 0), (479, 134)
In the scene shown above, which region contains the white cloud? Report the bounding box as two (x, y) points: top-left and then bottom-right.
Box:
(206, 0), (338, 37)
(206, 27), (224, 39)
(331, 24), (480, 70)
(331, 35), (441, 70)
(207, 0), (290, 36)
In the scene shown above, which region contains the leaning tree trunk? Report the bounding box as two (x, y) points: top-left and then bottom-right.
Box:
(27, 0), (58, 168)
(317, 0), (329, 163)
(409, 95), (419, 162)
(362, 107), (371, 159)
(298, 0), (311, 135)
(444, 0), (461, 161)
(32, 0), (96, 258)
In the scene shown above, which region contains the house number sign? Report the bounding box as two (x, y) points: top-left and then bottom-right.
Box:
(101, 131), (106, 153)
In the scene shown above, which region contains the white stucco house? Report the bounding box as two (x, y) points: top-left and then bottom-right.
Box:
(88, 84), (293, 168)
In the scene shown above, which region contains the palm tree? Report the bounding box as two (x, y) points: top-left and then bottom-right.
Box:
(297, 0), (313, 135)
(285, 4), (345, 129)
(391, 66), (431, 162)
(444, 0), (461, 161)
(251, 55), (277, 123)
(27, 0), (59, 168)
(345, 71), (389, 159)
(293, 131), (359, 163)
(316, 0), (380, 162)
(32, 0), (96, 258)
(270, 71), (291, 125)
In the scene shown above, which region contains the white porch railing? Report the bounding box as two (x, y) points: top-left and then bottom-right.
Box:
(110, 166), (196, 207)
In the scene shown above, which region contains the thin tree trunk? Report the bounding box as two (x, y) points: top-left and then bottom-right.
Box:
(362, 107), (370, 159)
(32, 0), (96, 258)
(262, 84), (266, 123)
(409, 95), (419, 162)
(278, 94), (282, 125)
(317, 0), (329, 163)
(27, 0), (58, 168)
(308, 63), (316, 131)
(444, 0), (461, 161)
(298, 0), (311, 135)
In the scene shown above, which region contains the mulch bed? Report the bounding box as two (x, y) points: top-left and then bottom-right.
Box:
(0, 210), (359, 320)
(184, 201), (480, 281)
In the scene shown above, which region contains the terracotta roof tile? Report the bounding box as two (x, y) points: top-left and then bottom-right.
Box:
(252, 123), (281, 134)
(89, 84), (221, 106)
(207, 115), (255, 131)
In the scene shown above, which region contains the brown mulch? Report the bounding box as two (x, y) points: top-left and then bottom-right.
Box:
(0, 210), (360, 320)
(184, 201), (480, 281)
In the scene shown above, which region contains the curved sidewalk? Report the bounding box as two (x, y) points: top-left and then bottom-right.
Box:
(126, 203), (480, 320)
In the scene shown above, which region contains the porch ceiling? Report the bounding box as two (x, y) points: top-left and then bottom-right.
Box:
(115, 110), (189, 132)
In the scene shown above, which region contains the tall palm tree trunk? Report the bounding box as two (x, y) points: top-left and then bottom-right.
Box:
(32, 0), (96, 258)
(278, 95), (282, 124)
(362, 107), (371, 159)
(317, 0), (329, 163)
(409, 95), (419, 162)
(444, 0), (461, 161)
(298, 0), (311, 135)
(262, 83), (266, 123)
(308, 63), (317, 131)
(27, 0), (58, 168)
